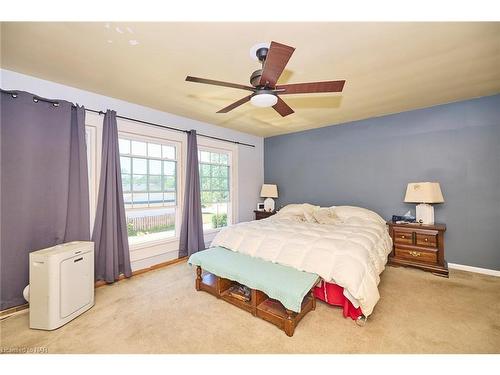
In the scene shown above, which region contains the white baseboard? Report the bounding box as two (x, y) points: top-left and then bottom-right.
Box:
(448, 263), (500, 277)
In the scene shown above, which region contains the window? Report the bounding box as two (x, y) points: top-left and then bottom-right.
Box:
(198, 148), (231, 231)
(119, 136), (178, 245)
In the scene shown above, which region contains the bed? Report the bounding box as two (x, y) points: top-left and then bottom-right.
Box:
(210, 204), (393, 320)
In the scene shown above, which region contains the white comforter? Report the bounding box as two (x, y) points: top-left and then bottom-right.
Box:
(211, 216), (392, 316)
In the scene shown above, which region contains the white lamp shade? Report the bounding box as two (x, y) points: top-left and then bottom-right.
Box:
(404, 182), (444, 203)
(260, 184), (278, 198)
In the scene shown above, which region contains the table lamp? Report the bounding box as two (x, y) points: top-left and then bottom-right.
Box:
(260, 184), (278, 212)
(404, 182), (444, 224)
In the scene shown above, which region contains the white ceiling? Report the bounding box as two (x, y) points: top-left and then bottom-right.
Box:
(1, 22), (500, 137)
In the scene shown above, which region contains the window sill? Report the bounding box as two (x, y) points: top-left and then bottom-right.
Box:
(129, 235), (179, 251)
(128, 227), (227, 252)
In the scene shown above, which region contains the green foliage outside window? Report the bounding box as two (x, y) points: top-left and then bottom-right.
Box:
(199, 161), (230, 204)
(211, 213), (227, 228)
(127, 221), (175, 237)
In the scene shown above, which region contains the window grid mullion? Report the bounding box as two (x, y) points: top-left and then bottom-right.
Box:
(146, 156), (149, 207)
(120, 138), (179, 210)
(131, 156), (134, 208)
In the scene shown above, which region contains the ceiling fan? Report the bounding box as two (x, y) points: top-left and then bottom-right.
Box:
(185, 41), (346, 117)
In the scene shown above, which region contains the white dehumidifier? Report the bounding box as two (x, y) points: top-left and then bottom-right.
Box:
(28, 241), (94, 330)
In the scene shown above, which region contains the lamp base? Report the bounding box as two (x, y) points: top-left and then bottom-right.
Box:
(263, 197), (275, 212)
(416, 203), (434, 225)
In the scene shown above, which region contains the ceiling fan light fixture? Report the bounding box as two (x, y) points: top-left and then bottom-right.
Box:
(250, 93), (278, 108)
(186, 41), (345, 117)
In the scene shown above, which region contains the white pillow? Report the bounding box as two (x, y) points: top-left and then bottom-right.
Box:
(332, 206), (385, 225)
(312, 207), (341, 225)
(276, 203), (320, 217)
(303, 211), (318, 223)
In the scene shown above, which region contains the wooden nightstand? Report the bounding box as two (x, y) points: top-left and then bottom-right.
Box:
(387, 222), (448, 277)
(254, 210), (276, 220)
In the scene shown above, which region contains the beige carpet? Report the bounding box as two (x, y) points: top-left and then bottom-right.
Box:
(1, 262), (499, 354)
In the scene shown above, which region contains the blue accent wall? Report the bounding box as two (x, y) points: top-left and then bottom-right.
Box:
(264, 95), (500, 270)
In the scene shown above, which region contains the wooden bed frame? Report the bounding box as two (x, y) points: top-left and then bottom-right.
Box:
(195, 266), (316, 336)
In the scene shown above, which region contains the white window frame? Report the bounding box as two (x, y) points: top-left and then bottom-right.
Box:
(117, 119), (184, 251)
(118, 133), (179, 207)
(85, 116), (100, 234)
(197, 138), (238, 237)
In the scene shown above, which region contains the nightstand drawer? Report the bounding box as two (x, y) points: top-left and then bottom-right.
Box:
(254, 210), (276, 220)
(393, 229), (413, 245)
(395, 246), (437, 264)
(415, 232), (438, 248)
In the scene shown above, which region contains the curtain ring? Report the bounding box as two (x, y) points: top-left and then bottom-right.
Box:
(11, 93), (18, 99)
(33, 97), (39, 103)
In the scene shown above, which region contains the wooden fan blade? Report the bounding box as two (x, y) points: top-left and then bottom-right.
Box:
(259, 41), (295, 88)
(216, 95), (252, 113)
(276, 80), (346, 94)
(272, 96), (294, 117)
(186, 76), (255, 92)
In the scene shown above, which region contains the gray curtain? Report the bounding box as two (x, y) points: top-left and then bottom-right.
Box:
(92, 110), (132, 282)
(179, 130), (205, 257)
(0, 90), (90, 310)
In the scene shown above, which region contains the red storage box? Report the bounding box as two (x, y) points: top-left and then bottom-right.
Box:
(313, 280), (363, 320)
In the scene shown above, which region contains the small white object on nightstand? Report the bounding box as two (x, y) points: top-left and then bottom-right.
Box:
(260, 184), (278, 212)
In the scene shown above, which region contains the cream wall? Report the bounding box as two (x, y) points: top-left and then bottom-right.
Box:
(1, 69), (264, 269)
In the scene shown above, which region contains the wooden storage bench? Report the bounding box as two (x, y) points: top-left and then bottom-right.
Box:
(195, 266), (316, 337)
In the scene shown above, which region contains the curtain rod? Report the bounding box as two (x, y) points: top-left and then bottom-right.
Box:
(85, 109), (255, 148)
(1, 89), (256, 148)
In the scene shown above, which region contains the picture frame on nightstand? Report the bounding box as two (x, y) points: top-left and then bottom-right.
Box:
(256, 202), (265, 211)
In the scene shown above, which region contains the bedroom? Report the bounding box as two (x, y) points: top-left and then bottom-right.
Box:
(1, 1), (499, 371)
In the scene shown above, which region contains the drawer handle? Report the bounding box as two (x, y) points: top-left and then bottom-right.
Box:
(401, 235), (406, 239)
(424, 238), (428, 242)
(409, 251), (421, 257)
